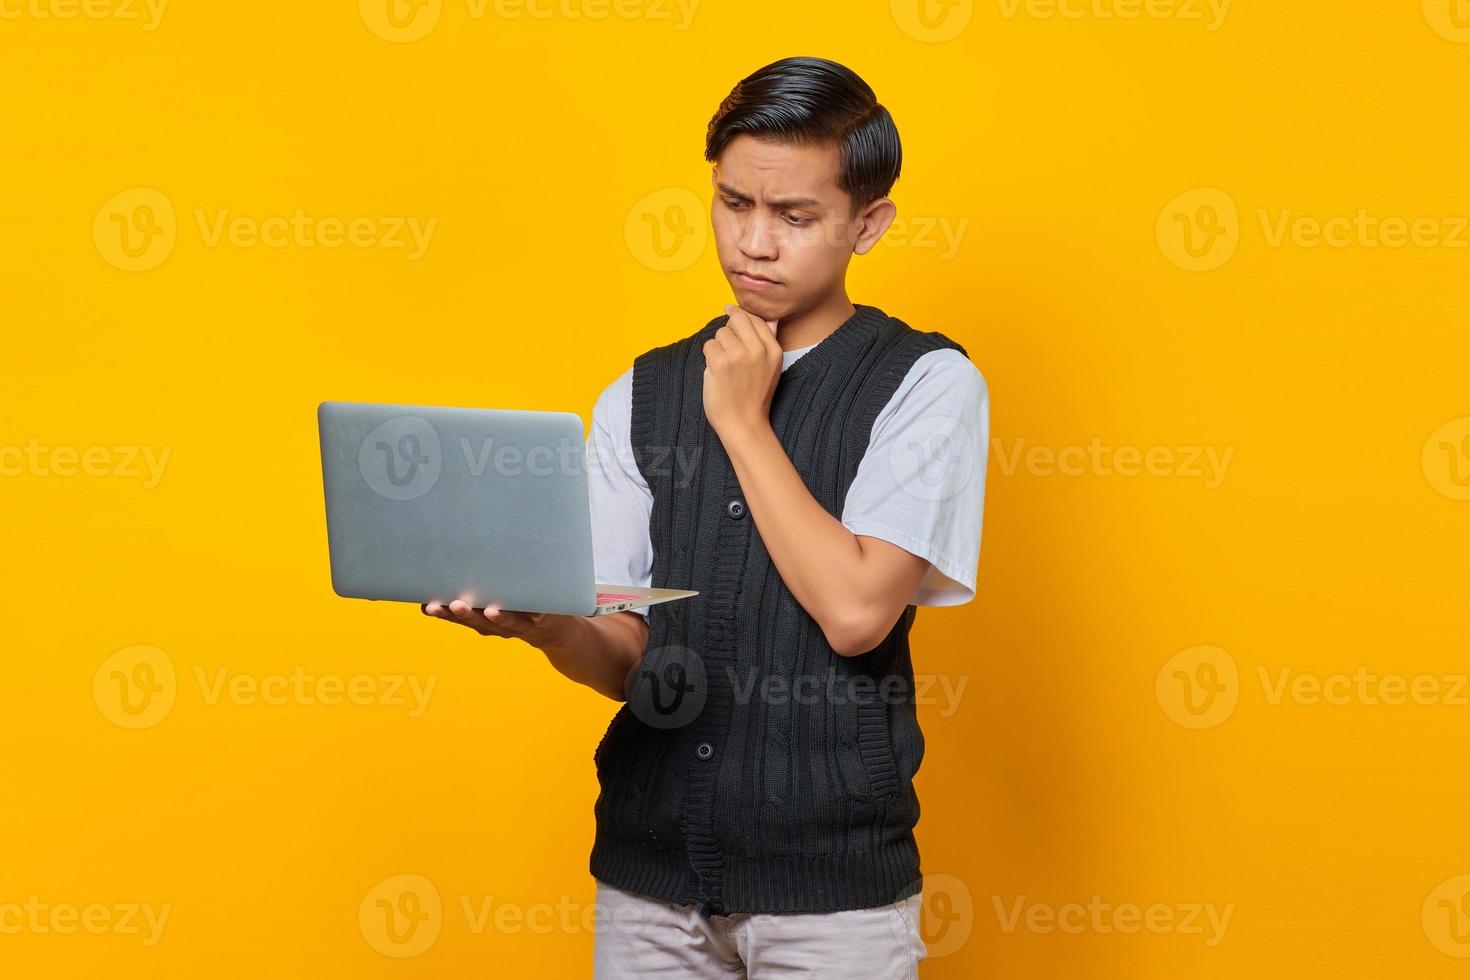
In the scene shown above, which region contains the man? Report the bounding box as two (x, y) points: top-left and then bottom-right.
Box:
(423, 56), (988, 978)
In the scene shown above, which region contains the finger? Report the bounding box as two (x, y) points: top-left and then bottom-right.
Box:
(712, 318), (744, 358)
(721, 305), (764, 356)
(725, 304), (778, 356)
(482, 605), (534, 638)
(482, 606), (531, 635)
(450, 600), (504, 634)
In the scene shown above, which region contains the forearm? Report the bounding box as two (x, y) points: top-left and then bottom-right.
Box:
(720, 423), (873, 644)
(536, 611), (648, 701)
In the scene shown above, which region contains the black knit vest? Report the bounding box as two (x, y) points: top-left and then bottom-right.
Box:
(589, 304), (970, 915)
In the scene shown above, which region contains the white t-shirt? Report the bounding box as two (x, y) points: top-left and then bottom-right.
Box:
(585, 343), (989, 620)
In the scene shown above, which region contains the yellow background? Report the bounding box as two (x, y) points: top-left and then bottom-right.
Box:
(3, 0), (1469, 976)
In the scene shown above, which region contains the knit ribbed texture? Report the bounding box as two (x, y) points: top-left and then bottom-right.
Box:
(589, 304), (970, 915)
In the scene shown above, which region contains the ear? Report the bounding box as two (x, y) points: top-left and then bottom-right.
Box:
(852, 197), (898, 256)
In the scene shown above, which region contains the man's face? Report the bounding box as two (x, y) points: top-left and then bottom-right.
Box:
(710, 133), (864, 322)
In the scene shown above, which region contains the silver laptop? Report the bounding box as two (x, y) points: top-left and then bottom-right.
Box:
(317, 400), (697, 617)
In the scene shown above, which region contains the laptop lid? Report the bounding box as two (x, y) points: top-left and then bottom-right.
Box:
(317, 401), (600, 616)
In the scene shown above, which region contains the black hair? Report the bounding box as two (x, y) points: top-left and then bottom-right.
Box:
(705, 57), (901, 214)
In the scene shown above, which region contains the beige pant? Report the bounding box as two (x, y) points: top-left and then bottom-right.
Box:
(591, 881), (926, 979)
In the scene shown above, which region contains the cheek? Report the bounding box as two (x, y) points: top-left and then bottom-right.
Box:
(711, 203), (746, 234)
(785, 234), (843, 279)
(711, 215), (739, 258)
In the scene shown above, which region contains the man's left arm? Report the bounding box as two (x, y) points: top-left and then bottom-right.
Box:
(704, 306), (984, 657)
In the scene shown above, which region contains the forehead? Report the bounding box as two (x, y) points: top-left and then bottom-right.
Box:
(714, 134), (843, 202)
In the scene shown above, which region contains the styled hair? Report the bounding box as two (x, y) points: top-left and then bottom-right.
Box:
(705, 57), (901, 214)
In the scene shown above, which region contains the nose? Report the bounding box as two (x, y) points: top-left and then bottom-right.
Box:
(736, 210), (779, 262)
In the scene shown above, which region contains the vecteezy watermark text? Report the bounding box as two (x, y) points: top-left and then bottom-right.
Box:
(0, 440), (170, 488)
(992, 437), (1233, 488)
(0, 898), (171, 946)
(93, 188), (436, 271)
(0, 0), (167, 30)
(992, 895), (1234, 946)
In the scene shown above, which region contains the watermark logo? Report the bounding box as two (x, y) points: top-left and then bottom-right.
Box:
(625, 187), (707, 272)
(624, 644), (706, 729)
(362, 884), (646, 941)
(890, 415), (980, 502)
(1423, 417), (1470, 501)
(360, 874), (442, 957)
(95, 651), (436, 727)
(94, 187), (176, 272)
(1424, 875), (1470, 957)
(1163, 189), (1470, 269)
(913, 874), (974, 958)
(359, 416), (442, 501)
(93, 645), (176, 730)
(357, 418), (593, 500)
(1423, 0), (1470, 42)
(95, 189), (436, 268)
(1156, 645), (1238, 729)
(1157, 188), (1239, 272)
(891, 0), (974, 42)
(360, 0), (443, 41)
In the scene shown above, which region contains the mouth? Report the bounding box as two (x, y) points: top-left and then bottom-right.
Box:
(734, 270), (780, 289)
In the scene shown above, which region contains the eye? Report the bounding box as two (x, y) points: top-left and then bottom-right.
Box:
(784, 214), (812, 227)
(722, 197), (749, 210)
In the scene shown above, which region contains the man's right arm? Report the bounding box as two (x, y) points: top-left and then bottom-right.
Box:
(535, 609), (649, 700)
(421, 601), (647, 702)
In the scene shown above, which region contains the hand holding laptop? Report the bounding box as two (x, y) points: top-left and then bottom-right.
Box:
(315, 401), (673, 700)
(420, 599), (560, 642)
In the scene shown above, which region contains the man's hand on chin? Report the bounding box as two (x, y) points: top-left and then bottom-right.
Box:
(702, 303), (781, 442)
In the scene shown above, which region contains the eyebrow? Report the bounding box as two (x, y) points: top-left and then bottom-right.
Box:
(715, 182), (823, 210)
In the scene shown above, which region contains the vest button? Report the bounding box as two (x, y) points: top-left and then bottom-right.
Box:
(725, 499), (746, 520)
(695, 741), (714, 760)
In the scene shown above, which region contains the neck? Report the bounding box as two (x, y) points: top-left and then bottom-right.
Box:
(774, 291), (857, 352)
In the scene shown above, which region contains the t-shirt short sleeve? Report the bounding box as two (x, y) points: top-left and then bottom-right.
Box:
(839, 348), (989, 607)
(586, 366), (655, 620)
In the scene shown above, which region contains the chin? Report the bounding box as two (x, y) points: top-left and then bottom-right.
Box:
(737, 298), (781, 321)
